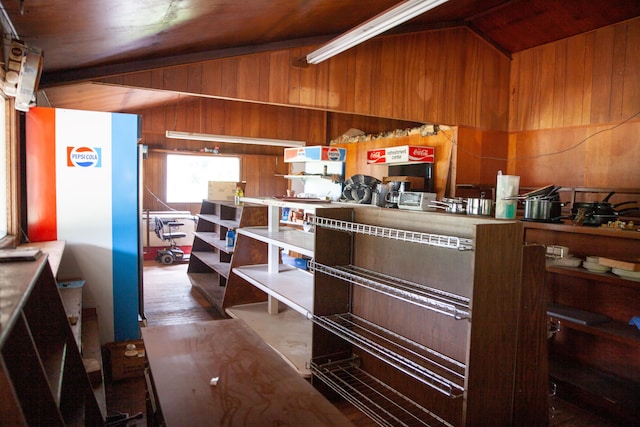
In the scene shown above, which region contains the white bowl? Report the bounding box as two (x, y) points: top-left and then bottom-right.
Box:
(612, 268), (640, 281)
(582, 261), (611, 273)
(585, 256), (600, 264)
(547, 245), (570, 257)
(554, 256), (582, 267)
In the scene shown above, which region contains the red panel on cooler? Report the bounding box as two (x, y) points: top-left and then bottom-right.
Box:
(26, 107), (58, 241)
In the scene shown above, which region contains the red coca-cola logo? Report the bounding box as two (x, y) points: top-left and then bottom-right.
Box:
(367, 149), (387, 163)
(408, 146), (434, 162)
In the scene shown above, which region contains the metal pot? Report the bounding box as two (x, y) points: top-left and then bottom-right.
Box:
(524, 198), (564, 221)
(466, 197), (493, 216)
(429, 199), (466, 214)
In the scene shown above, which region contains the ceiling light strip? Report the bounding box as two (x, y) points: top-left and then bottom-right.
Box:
(165, 130), (306, 148)
(306, 0), (449, 64)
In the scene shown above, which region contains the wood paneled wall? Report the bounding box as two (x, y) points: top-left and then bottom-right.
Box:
(103, 27), (511, 130)
(140, 97), (327, 151)
(510, 18), (639, 131)
(122, 19), (638, 197)
(509, 17), (640, 188)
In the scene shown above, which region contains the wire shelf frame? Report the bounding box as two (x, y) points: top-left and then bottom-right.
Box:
(313, 216), (473, 251)
(311, 356), (455, 427)
(309, 313), (466, 397)
(310, 262), (470, 320)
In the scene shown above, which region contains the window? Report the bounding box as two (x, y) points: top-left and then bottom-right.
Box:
(0, 98), (7, 240)
(166, 154), (240, 203)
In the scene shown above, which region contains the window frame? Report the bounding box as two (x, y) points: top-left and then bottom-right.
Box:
(165, 153), (241, 204)
(1, 97), (19, 248)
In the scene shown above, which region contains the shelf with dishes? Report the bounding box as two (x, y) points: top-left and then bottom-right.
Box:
(523, 220), (640, 423)
(546, 265), (640, 288)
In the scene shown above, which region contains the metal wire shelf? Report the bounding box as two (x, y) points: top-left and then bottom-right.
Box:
(310, 262), (470, 320)
(308, 313), (466, 398)
(311, 356), (455, 427)
(313, 216), (474, 251)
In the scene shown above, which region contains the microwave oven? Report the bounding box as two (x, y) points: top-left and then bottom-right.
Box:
(397, 192), (437, 211)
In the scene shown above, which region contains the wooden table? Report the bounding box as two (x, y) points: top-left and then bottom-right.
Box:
(142, 319), (355, 427)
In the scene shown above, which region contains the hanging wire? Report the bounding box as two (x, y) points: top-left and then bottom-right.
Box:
(145, 185), (179, 211)
(445, 110), (640, 162)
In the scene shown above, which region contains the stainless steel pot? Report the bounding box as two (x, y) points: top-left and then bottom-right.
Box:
(429, 199), (466, 214)
(524, 199), (552, 220)
(524, 199), (564, 221)
(466, 197), (492, 216)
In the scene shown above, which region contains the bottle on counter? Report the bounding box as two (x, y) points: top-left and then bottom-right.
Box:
(234, 186), (244, 205)
(226, 229), (235, 247)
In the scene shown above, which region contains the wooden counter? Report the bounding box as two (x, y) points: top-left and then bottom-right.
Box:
(141, 319), (355, 427)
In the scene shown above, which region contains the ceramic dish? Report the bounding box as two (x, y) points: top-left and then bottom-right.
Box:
(612, 268), (640, 281)
(582, 261), (611, 273)
(553, 256), (582, 267)
(585, 256), (600, 264)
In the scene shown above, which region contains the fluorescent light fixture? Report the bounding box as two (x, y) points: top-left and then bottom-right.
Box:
(306, 0), (449, 64)
(165, 130), (306, 148)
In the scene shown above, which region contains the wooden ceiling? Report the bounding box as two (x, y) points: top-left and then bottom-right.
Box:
(3, 0), (639, 113)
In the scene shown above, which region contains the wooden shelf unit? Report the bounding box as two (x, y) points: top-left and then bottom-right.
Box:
(0, 254), (104, 426)
(523, 220), (640, 424)
(223, 197), (332, 378)
(186, 199), (267, 314)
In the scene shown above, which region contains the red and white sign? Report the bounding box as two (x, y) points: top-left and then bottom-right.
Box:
(367, 145), (435, 165)
(284, 145), (346, 162)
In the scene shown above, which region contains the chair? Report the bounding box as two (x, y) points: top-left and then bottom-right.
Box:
(154, 217), (188, 264)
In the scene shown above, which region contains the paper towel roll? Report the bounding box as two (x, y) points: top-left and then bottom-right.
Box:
(495, 175), (520, 219)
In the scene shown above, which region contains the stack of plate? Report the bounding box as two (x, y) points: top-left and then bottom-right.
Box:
(611, 268), (640, 281)
(553, 256), (582, 267)
(598, 257), (640, 281)
(582, 260), (611, 273)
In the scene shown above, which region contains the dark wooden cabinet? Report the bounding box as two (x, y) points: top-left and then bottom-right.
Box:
(523, 221), (640, 424)
(310, 207), (548, 426)
(0, 252), (104, 426)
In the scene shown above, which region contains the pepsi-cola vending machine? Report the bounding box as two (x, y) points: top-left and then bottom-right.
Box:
(26, 107), (141, 344)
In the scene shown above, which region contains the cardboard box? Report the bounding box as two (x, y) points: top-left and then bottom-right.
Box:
(106, 340), (146, 381)
(207, 181), (245, 201)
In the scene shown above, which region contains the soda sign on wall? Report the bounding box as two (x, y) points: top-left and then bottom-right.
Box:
(284, 146), (346, 162)
(367, 145), (435, 165)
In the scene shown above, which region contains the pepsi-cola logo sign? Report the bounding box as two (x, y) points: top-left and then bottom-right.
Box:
(327, 147), (342, 161)
(67, 146), (102, 168)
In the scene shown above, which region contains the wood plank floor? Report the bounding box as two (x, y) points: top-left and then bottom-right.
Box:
(104, 260), (620, 426)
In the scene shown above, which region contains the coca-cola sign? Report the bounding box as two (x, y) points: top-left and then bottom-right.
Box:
(366, 146), (434, 164)
(408, 146), (435, 162)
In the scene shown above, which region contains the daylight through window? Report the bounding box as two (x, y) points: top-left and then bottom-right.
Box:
(166, 154), (240, 203)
